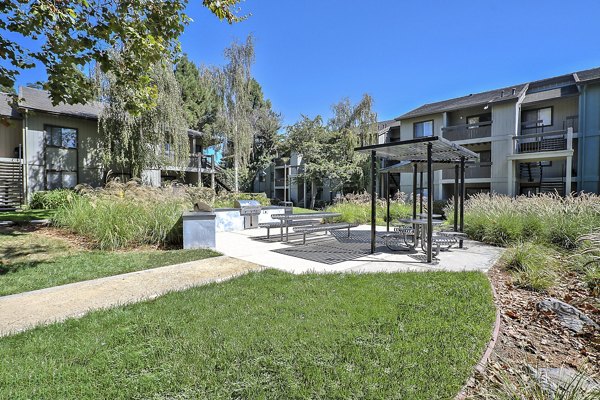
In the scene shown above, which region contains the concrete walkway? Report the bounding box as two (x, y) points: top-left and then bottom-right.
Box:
(0, 256), (261, 337)
(216, 225), (503, 274)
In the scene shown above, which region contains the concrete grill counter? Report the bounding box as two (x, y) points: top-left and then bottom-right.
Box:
(183, 206), (290, 249)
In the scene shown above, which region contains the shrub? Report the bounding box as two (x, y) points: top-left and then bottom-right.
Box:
(325, 202), (412, 225)
(501, 243), (559, 291)
(52, 180), (193, 249)
(213, 192), (270, 208)
(449, 193), (600, 249)
(29, 189), (78, 210)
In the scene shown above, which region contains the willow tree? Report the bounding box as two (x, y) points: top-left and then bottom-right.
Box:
(98, 60), (188, 179)
(214, 35), (256, 192)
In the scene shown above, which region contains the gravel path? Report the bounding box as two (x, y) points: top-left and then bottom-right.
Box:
(0, 256), (262, 337)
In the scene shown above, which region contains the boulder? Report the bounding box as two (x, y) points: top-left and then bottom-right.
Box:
(529, 367), (600, 397)
(536, 298), (599, 333)
(193, 201), (213, 212)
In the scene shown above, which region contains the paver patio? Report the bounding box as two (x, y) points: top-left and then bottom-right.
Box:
(216, 224), (503, 274)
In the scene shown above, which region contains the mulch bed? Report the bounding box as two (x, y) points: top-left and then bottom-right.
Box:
(465, 263), (599, 396)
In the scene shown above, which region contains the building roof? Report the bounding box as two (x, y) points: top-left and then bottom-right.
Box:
(18, 86), (101, 120)
(396, 84), (528, 120)
(574, 67), (600, 83)
(0, 92), (21, 119)
(396, 66), (600, 121)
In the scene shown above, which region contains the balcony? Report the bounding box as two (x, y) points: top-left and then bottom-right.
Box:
(442, 162), (492, 180)
(442, 121), (492, 141)
(513, 128), (573, 154)
(163, 153), (215, 171)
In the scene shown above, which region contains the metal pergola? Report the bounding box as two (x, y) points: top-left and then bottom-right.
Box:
(355, 136), (479, 263)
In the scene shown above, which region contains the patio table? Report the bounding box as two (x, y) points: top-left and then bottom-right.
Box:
(399, 218), (443, 249)
(272, 212), (342, 241)
(417, 213), (442, 219)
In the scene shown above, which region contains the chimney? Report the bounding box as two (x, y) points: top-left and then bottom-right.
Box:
(500, 90), (504, 97)
(512, 88), (516, 95)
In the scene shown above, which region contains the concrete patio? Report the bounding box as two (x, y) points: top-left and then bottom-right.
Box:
(215, 225), (503, 274)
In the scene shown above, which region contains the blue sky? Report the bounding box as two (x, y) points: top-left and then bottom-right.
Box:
(14, 0), (600, 126)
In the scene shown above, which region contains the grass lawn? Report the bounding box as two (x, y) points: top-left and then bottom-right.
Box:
(0, 270), (495, 399)
(0, 228), (219, 296)
(0, 209), (55, 222)
(293, 206), (317, 213)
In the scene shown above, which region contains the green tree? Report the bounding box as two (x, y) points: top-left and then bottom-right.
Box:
(285, 95), (378, 207)
(0, 84), (15, 94)
(174, 55), (219, 143)
(214, 35), (256, 192)
(98, 59), (188, 178)
(0, 0), (246, 112)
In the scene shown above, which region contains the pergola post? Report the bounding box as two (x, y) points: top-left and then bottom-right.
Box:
(459, 156), (466, 248)
(385, 172), (390, 232)
(419, 171), (423, 214)
(426, 143), (433, 263)
(412, 163), (417, 219)
(370, 150), (377, 254)
(454, 164), (459, 233)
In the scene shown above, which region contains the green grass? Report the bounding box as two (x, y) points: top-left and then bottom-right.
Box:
(53, 195), (188, 250)
(501, 242), (560, 292)
(0, 270), (495, 399)
(0, 229), (220, 296)
(293, 206), (316, 213)
(0, 209), (55, 222)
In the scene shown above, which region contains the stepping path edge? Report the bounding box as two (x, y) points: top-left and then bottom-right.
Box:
(0, 256), (263, 337)
(455, 273), (502, 400)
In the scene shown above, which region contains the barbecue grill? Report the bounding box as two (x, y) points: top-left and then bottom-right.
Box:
(233, 199), (262, 229)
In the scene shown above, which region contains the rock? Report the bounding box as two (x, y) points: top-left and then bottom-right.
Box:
(536, 298), (599, 333)
(529, 367), (600, 397)
(193, 201), (213, 212)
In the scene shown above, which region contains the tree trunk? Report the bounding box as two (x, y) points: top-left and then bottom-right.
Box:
(310, 179), (317, 209)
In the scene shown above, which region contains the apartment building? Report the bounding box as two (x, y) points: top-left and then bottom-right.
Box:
(0, 87), (216, 209)
(385, 67), (600, 199)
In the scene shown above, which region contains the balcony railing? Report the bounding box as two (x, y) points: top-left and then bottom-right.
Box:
(442, 121), (492, 141)
(513, 128), (573, 154)
(442, 162), (492, 180)
(163, 152), (215, 170)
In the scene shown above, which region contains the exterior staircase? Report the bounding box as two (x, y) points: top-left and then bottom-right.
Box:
(0, 158), (24, 211)
(518, 162), (565, 196)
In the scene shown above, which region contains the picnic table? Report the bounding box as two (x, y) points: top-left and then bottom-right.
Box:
(271, 212), (342, 241)
(399, 218), (443, 249)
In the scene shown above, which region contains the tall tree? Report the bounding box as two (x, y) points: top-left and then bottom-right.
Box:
(1, 0), (246, 113)
(285, 95), (378, 207)
(174, 55), (219, 147)
(98, 60), (188, 178)
(286, 115), (362, 208)
(214, 35), (256, 192)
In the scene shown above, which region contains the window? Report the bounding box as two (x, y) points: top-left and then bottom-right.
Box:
(466, 113), (491, 129)
(467, 116), (480, 128)
(45, 126), (77, 148)
(414, 120), (433, 138)
(522, 107), (552, 129)
(44, 125), (78, 190)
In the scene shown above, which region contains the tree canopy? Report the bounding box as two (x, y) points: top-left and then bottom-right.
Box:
(174, 55), (219, 145)
(98, 59), (188, 179)
(285, 94), (378, 207)
(1, 0), (246, 112)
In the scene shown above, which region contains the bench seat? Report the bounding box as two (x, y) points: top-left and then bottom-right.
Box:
(293, 223), (358, 244)
(258, 219), (320, 239)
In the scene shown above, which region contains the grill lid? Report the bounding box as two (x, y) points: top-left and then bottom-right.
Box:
(233, 199), (261, 208)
